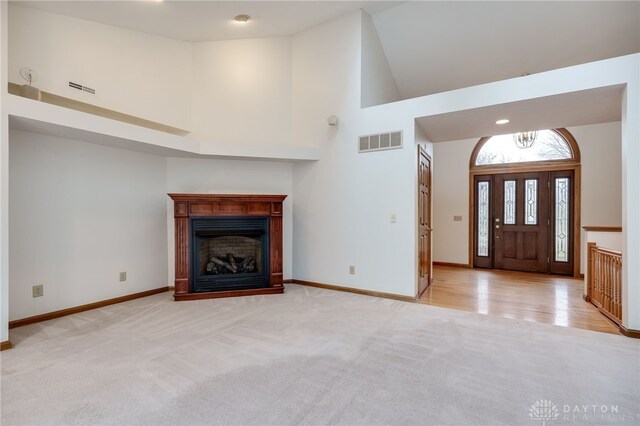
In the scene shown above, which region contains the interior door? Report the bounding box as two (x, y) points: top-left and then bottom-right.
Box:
(418, 146), (432, 295)
(493, 172), (550, 273)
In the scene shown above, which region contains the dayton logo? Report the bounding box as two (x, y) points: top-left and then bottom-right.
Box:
(529, 399), (560, 425)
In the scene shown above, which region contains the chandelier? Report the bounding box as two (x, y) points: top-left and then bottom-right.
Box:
(513, 131), (538, 149)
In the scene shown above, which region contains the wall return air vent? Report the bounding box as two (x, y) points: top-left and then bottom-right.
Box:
(69, 81), (96, 94)
(358, 130), (402, 153)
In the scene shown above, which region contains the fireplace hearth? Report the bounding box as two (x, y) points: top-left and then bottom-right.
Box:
(169, 194), (286, 301)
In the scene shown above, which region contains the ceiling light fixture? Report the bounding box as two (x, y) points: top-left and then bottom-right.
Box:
(495, 119), (509, 125)
(513, 131), (538, 149)
(234, 14), (251, 23)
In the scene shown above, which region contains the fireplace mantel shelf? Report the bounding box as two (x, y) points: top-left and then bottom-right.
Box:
(167, 194), (287, 203)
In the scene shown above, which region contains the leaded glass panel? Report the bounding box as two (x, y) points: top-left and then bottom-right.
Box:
(477, 181), (489, 257)
(524, 179), (537, 225)
(504, 180), (516, 224)
(555, 177), (570, 262)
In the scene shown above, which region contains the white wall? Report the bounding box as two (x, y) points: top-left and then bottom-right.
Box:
(431, 137), (477, 265)
(292, 10), (420, 297)
(573, 122), (622, 227)
(9, 129), (169, 321)
(191, 37), (293, 146)
(584, 232), (622, 254)
(8, 4), (192, 130)
(166, 158), (293, 283)
(8, 5), (298, 147)
(291, 11), (363, 291)
(431, 122), (622, 269)
(360, 12), (401, 108)
(620, 77), (640, 330)
(1, 1), (9, 343)
(292, 12), (362, 148)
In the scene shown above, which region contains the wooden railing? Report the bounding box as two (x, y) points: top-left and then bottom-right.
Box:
(587, 242), (622, 325)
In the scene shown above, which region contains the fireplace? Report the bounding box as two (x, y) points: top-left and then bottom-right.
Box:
(169, 194), (286, 301)
(192, 217), (269, 292)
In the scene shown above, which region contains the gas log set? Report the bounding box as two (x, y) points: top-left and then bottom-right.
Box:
(205, 253), (257, 275)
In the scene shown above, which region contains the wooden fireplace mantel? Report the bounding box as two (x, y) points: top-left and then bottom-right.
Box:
(168, 193), (287, 301)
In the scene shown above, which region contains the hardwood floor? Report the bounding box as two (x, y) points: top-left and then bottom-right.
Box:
(420, 265), (620, 335)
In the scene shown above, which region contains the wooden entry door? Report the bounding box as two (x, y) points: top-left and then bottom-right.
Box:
(494, 172), (550, 273)
(473, 170), (575, 275)
(418, 146), (432, 295)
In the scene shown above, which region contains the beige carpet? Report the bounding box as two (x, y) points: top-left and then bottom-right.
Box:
(1, 284), (639, 425)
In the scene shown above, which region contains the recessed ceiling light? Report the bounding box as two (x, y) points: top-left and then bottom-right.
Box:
(234, 14), (251, 23)
(495, 119), (510, 125)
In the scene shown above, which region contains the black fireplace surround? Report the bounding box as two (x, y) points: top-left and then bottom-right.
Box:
(190, 217), (270, 293)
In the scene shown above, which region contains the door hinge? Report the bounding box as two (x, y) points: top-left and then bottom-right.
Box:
(547, 219), (550, 226)
(547, 257), (550, 263)
(548, 181), (550, 188)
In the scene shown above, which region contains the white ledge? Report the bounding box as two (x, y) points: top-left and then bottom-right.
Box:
(6, 94), (320, 162)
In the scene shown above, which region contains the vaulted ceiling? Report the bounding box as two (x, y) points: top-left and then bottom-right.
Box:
(373, 1), (640, 99)
(16, 1), (639, 102)
(11, 1), (640, 141)
(13, 1), (401, 42)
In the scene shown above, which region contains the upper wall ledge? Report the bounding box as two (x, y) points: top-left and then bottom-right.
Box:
(9, 82), (190, 136)
(5, 90), (319, 162)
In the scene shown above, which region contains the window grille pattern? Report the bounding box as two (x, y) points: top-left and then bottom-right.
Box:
(504, 180), (516, 224)
(478, 181), (490, 256)
(525, 179), (537, 225)
(555, 178), (570, 262)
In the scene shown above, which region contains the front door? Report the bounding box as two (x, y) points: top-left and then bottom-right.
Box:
(494, 172), (550, 273)
(418, 146), (432, 295)
(473, 170), (574, 275)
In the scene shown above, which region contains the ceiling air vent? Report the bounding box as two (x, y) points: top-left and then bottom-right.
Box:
(358, 130), (402, 153)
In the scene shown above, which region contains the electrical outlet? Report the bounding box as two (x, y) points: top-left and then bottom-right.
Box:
(32, 284), (43, 298)
(119, 272), (127, 282)
(349, 265), (355, 275)
(454, 215), (463, 222)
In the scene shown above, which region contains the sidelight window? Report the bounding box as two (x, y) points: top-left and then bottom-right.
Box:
(477, 181), (490, 257)
(555, 177), (570, 262)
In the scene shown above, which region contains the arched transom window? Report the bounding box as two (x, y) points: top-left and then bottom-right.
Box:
(471, 129), (580, 168)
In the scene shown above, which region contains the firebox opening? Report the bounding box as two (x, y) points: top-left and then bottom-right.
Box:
(190, 217), (270, 293)
(199, 235), (263, 276)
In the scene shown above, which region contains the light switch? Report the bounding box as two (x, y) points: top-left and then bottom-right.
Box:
(390, 214), (397, 223)
(453, 215), (463, 222)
